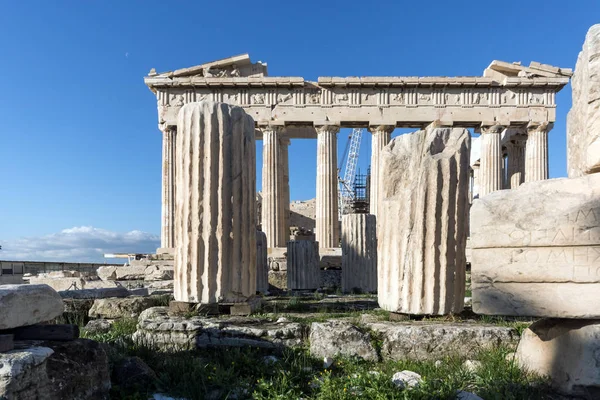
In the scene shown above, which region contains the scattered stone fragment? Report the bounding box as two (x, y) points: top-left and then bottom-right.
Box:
(391, 370), (422, 389)
(309, 321), (378, 362)
(88, 296), (164, 319)
(0, 285), (64, 330)
(323, 357), (334, 369)
(516, 318), (600, 396)
(83, 319), (116, 335)
(462, 360), (482, 372)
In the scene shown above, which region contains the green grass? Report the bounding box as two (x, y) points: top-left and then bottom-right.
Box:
(89, 320), (551, 400)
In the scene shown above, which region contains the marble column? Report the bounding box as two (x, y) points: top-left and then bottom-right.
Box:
(507, 134), (526, 188)
(161, 126), (176, 249)
(262, 126), (286, 248)
(316, 124), (340, 248)
(525, 122), (552, 182)
(280, 137), (291, 241)
(368, 125), (394, 216)
(479, 124), (505, 197)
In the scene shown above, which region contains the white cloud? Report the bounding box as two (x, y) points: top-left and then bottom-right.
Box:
(0, 226), (160, 263)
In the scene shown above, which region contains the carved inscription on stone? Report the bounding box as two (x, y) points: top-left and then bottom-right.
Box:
(470, 174), (600, 318)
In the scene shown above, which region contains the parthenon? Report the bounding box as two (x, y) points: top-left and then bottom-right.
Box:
(144, 54), (571, 251)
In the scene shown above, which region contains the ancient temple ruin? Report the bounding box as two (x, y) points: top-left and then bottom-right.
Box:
(145, 54), (571, 251)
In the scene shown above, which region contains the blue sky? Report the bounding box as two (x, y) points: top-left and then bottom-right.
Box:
(0, 1), (597, 261)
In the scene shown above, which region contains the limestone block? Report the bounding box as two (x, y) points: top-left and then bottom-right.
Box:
(58, 287), (130, 299)
(286, 241), (320, 290)
(341, 214), (377, 293)
(368, 322), (518, 361)
(134, 310), (304, 351)
(515, 319), (600, 397)
(378, 128), (471, 315)
(88, 296), (165, 319)
(256, 230), (269, 294)
(470, 174), (600, 318)
(568, 24), (600, 177)
(309, 321), (378, 362)
(97, 265), (148, 281)
(174, 101), (256, 303)
(0, 285), (64, 330)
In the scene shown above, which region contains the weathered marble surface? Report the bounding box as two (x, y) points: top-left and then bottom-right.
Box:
(516, 319), (600, 397)
(0, 340), (110, 400)
(0, 285), (64, 330)
(568, 24), (600, 177)
(471, 174), (600, 318)
(378, 128), (470, 315)
(341, 214), (377, 293)
(309, 320), (378, 361)
(287, 241), (320, 290)
(133, 307), (304, 350)
(369, 322), (519, 361)
(174, 101), (256, 303)
(256, 231), (269, 294)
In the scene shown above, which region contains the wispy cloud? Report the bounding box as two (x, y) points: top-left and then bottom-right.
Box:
(0, 227), (159, 263)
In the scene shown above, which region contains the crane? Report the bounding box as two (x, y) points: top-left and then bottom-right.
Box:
(337, 128), (363, 219)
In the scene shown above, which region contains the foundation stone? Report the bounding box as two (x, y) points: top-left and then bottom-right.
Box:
(378, 128), (470, 315)
(174, 101), (256, 303)
(471, 174), (600, 318)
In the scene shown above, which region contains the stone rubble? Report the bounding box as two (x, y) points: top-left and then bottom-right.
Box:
(391, 370), (422, 389)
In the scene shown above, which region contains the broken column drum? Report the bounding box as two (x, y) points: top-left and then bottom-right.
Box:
(174, 101), (257, 303)
(378, 127), (471, 315)
(256, 230), (268, 294)
(341, 213), (377, 293)
(287, 241), (320, 290)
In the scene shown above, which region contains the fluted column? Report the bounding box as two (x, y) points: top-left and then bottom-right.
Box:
(479, 124), (505, 196)
(280, 137), (291, 241)
(368, 125), (394, 216)
(316, 124), (340, 248)
(161, 126), (176, 249)
(507, 133), (526, 188)
(261, 126), (286, 248)
(525, 122), (552, 182)
(174, 102), (256, 303)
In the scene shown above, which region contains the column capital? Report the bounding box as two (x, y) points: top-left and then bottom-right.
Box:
(480, 124), (506, 135)
(526, 121), (554, 133)
(258, 125), (286, 135)
(315, 124), (340, 135)
(368, 125), (395, 134)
